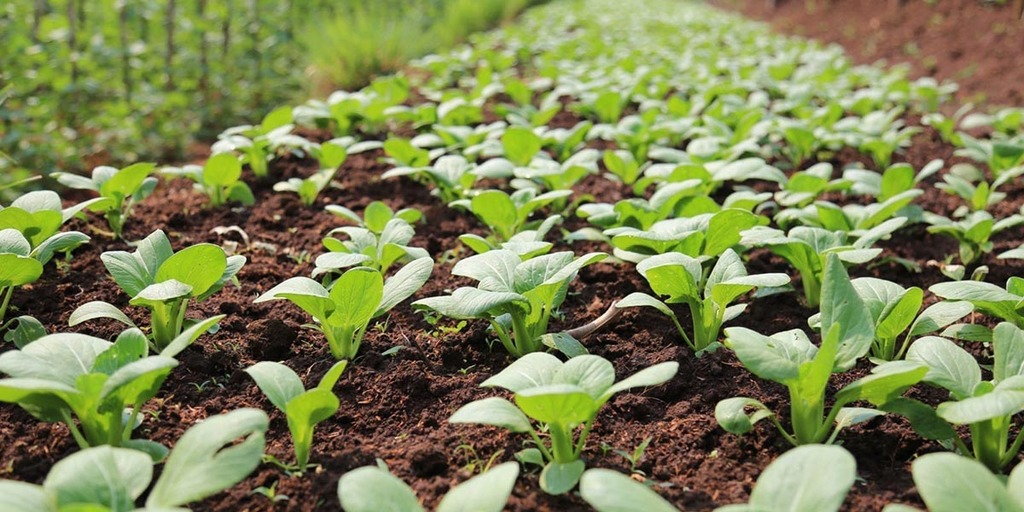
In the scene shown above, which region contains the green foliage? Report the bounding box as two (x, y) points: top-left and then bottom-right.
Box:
(888, 453), (1024, 512)
(245, 361), (347, 469)
(451, 188), (571, 243)
(0, 230), (44, 324)
(926, 210), (1024, 265)
(0, 408), (269, 511)
(0, 320), (220, 452)
(0, 190), (95, 265)
(413, 250), (605, 357)
(69, 230), (244, 352)
(605, 209), (762, 264)
(450, 353), (677, 494)
(930, 277), (1024, 328)
(716, 254), (926, 446)
(162, 153), (255, 207)
(885, 323), (1024, 472)
(52, 163), (158, 239)
(338, 461), (519, 512)
(254, 258), (433, 360)
(617, 249), (789, 353)
(579, 469), (679, 512)
(274, 142), (348, 206)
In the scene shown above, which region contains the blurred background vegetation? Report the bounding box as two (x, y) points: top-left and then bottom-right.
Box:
(0, 0), (545, 199)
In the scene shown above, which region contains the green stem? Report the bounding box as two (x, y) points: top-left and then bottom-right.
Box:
(801, 271), (821, 308)
(971, 419), (1004, 472)
(528, 430), (554, 462)
(548, 423), (575, 464)
(0, 285), (13, 324)
(573, 419), (595, 458)
(1001, 427), (1024, 469)
(489, 319), (519, 357)
(121, 402), (143, 443)
(790, 387), (825, 445)
(60, 410), (90, 449)
(510, 311), (537, 355)
(326, 324), (356, 360)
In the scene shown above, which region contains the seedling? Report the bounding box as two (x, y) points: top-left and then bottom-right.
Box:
(245, 360), (347, 470)
(69, 229), (244, 352)
(0, 408), (268, 510)
(450, 188), (571, 243)
(413, 250), (606, 357)
(617, 249), (789, 353)
(450, 353), (678, 494)
(716, 254), (927, 445)
(52, 162), (158, 239)
(162, 153), (255, 206)
(925, 210), (1024, 265)
(255, 258), (433, 360)
(274, 142), (348, 206)
(0, 319), (220, 453)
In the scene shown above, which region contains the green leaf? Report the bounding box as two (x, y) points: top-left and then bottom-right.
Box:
(0, 253), (43, 288)
(154, 244), (227, 299)
(906, 336), (981, 400)
(451, 250), (520, 293)
(449, 397), (533, 433)
(245, 362), (305, 412)
(470, 191), (518, 239)
(412, 288), (524, 319)
(604, 362), (679, 399)
(481, 352), (562, 391)
(3, 315), (47, 348)
(44, 446), (152, 511)
(327, 268), (384, 328)
(580, 468), (678, 512)
(202, 154), (243, 187)
(377, 257), (433, 316)
(715, 397), (774, 435)
(615, 292), (677, 320)
(539, 460), (585, 495)
(130, 280), (193, 306)
(158, 315), (224, 358)
(911, 453), (1024, 512)
(994, 322), (1024, 382)
(819, 253), (874, 371)
(503, 126), (543, 167)
(744, 445), (855, 512)
(834, 361), (927, 407)
(145, 409), (269, 508)
(254, 277), (334, 321)
(68, 301), (138, 330)
(337, 466), (424, 512)
(318, 360), (349, 391)
(515, 384), (596, 425)
(724, 327), (813, 383)
(436, 462), (519, 512)
(937, 379), (1024, 425)
(0, 480), (50, 511)
(285, 389), (340, 467)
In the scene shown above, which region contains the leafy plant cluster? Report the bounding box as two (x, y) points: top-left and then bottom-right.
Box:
(6, 0), (1024, 509)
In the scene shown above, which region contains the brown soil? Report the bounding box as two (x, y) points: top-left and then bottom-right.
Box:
(713, 0), (1024, 108)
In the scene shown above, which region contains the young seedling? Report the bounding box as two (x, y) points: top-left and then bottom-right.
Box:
(603, 149), (644, 185)
(743, 224), (893, 307)
(885, 323), (1024, 472)
(449, 188), (572, 243)
(774, 163), (852, 208)
(450, 353), (678, 494)
(382, 155), (511, 203)
(52, 162), (158, 239)
(0, 408), (269, 511)
(502, 125), (543, 167)
(245, 360), (347, 471)
(715, 254), (927, 446)
(459, 214), (562, 260)
(617, 249), (789, 353)
(337, 461), (519, 512)
(842, 160), (943, 200)
(605, 209), (762, 263)
(274, 141), (348, 206)
(511, 149), (599, 197)
(162, 153), (255, 207)
(887, 453), (1024, 512)
(254, 258), (433, 360)
(0, 319), (220, 455)
(325, 200), (423, 234)
(774, 191), (920, 235)
(212, 105), (294, 178)
(925, 210), (1024, 265)
(413, 250), (606, 357)
(809, 277), (973, 361)
(935, 163), (1024, 214)
(315, 219), (429, 277)
(69, 230), (245, 352)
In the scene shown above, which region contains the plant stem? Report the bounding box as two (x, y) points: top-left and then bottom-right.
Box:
(548, 423), (575, 464)
(510, 311), (537, 355)
(0, 286), (14, 324)
(60, 410), (90, 449)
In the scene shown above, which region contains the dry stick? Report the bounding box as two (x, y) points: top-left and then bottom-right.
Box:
(564, 302), (622, 340)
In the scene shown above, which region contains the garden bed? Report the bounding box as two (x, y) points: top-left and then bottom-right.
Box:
(3, 1), (1024, 511)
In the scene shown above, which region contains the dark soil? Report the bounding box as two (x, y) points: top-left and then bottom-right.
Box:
(3, 120), (1024, 510)
(712, 0), (1024, 108)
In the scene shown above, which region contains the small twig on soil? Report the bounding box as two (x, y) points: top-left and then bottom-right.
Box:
(565, 302), (622, 340)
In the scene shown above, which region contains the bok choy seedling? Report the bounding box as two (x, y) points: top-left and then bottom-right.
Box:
(245, 360), (347, 470)
(450, 353), (678, 494)
(0, 408), (269, 511)
(0, 230), (44, 324)
(162, 153), (255, 207)
(412, 250), (606, 357)
(930, 276), (1024, 328)
(0, 319), (221, 455)
(886, 453), (1024, 512)
(716, 254), (927, 445)
(254, 258), (433, 360)
(52, 162), (158, 239)
(69, 230), (244, 352)
(616, 249), (789, 354)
